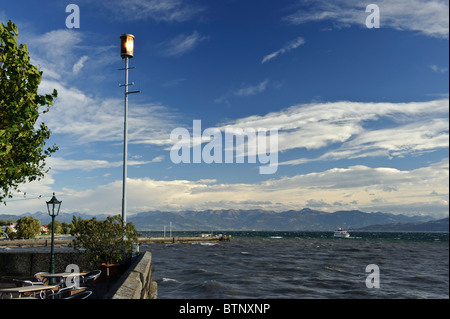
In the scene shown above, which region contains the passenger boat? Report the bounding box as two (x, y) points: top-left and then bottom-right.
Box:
(333, 228), (350, 238)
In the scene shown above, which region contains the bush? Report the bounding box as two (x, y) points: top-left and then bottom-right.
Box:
(71, 215), (138, 268)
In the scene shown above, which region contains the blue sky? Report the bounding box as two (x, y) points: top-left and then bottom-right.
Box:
(1, 0), (448, 218)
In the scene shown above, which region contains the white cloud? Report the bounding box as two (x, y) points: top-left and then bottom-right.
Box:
(37, 79), (180, 146)
(234, 79), (269, 96)
(281, 118), (449, 166)
(218, 99), (449, 164)
(330, 118), (448, 158)
(3, 159), (447, 217)
(100, 0), (205, 23)
(26, 29), (83, 78)
(158, 31), (208, 57)
(284, 0), (449, 39)
(215, 79), (271, 105)
(430, 64), (449, 73)
(46, 157), (151, 172)
(72, 55), (89, 75)
(261, 37), (305, 64)
(23, 29), (115, 82)
(150, 155), (165, 163)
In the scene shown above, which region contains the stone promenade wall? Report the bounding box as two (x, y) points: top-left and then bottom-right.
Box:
(0, 250), (88, 276)
(106, 251), (157, 299)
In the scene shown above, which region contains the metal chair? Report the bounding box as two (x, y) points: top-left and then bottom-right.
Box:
(81, 270), (101, 287)
(38, 282), (65, 299)
(45, 286), (91, 299)
(66, 290), (93, 299)
(34, 272), (51, 285)
(12, 279), (44, 298)
(13, 279), (43, 287)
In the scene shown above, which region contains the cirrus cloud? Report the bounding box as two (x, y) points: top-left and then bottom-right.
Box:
(261, 37), (305, 64)
(284, 0), (449, 39)
(157, 31), (209, 57)
(218, 99), (449, 165)
(94, 0), (205, 23)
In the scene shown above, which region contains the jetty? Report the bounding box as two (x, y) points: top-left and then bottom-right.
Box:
(0, 234), (230, 248)
(138, 235), (230, 244)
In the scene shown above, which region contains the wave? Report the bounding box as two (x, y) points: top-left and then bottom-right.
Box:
(162, 277), (179, 283)
(144, 234), (449, 299)
(194, 280), (225, 292)
(324, 266), (350, 274)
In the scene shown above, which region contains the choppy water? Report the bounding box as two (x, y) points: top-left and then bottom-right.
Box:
(140, 231), (449, 299)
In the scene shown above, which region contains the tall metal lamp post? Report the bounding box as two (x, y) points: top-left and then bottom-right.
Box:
(46, 193), (62, 278)
(119, 34), (139, 226)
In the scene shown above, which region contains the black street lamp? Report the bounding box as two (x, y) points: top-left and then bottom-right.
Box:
(46, 193), (62, 277)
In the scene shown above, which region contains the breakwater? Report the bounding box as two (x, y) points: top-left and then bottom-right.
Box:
(0, 235), (230, 248)
(138, 235), (230, 244)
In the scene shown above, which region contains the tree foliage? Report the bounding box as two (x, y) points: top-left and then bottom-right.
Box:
(0, 20), (58, 204)
(47, 220), (73, 235)
(72, 215), (139, 267)
(4, 225), (16, 239)
(15, 215), (41, 239)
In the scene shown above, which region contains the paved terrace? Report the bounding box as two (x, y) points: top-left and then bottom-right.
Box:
(0, 251), (156, 299)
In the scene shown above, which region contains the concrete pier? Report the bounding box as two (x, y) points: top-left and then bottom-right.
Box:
(138, 235), (230, 244)
(0, 235), (230, 248)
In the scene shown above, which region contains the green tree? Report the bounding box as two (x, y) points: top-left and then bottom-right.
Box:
(0, 218), (15, 226)
(4, 224), (16, 239)
(15, 216), (41, 239)
(0, 20), (58, 204)
(70, 215), (83, 236)
(47, 220), (63, 234)
(72, 215), (138, 267)
(61, 221), (72, 234)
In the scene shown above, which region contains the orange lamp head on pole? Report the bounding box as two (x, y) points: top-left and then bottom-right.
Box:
(120, 34), (135, 58)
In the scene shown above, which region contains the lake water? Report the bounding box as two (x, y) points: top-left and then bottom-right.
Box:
(140, 231), (449, 299)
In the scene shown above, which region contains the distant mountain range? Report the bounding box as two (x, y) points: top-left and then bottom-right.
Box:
(357, 217), (449, 232)
(1, 209), (448, 232)
(127, 209), (445, 231)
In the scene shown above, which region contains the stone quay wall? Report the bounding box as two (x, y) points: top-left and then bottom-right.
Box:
(106, 251), (157, 299)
